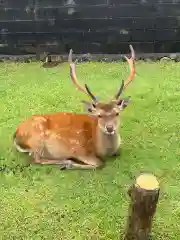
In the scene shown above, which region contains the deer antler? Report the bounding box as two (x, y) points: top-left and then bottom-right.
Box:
(68, 49), (97, 102)
(124, 45), (136, 89)
(69, 46), (135, 102)
(115, 45), (136, 99)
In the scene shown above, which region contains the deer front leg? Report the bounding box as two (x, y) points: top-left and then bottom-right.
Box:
(29, 151), (71, 167)
(30, 151), (103, 170)
(60, 156), (104, 170)
(113, 147), (121, 157)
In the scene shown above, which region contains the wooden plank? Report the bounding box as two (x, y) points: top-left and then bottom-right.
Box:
(83, 30), (131, 42)
(155, 3), (180, 17)
(83, 29), (155, 42)
(103, 5), (155, 18)
(0, 0), (34, 8)
(154, 41), (180, 53)
(0, 31), (156, 54)
(1, 29), (176, 52)
(0, 8), (34, 21)
(109, 0), (157, 4)
(109, 0), (180, 4)
(35, 0), (65, 7)
(131, 29), (155, 41)
(1, 4), (177, 22)
(70, 0), (108, 5)
(38, 41), (155, 54)
(158, 0), (180, 3)
(36, 41), (155, 54)
(155, 29), (180, 41)
(155, 16), (179, 29)
(0, 20), (37, 33)
(0, 32), (64, 44)
(35, 17), (156, 31)
(35, 0), (108, 8)
(1, 29), (154, 43)
(1, 39), (180, 55)
(35, 5), (157, 20)
(2, 16), (179, 34)
(1, 17), (178, 35)
(34, 4), (180, 20)
(65, 17), (156, 29)
(35, 0), (107, 7)
(82, 42), (154, 54)
(100, 42), (155, 53)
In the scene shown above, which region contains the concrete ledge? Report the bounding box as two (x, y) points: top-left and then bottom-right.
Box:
(0, 52), (180, 62)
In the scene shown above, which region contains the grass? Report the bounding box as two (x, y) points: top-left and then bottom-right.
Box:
(0, 60), (180, 239)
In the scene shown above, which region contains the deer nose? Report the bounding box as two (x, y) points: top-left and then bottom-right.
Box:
(106, 125), (114, 133)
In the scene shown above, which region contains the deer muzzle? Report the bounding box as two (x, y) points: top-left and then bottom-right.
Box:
(105, 125), (116, 135)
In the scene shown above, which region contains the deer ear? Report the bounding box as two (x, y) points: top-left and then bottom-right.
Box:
(81, 100), (96, 113)
(117, 97), (131, 110)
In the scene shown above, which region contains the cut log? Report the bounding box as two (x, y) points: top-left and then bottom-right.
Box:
(124, 173), (160, 240)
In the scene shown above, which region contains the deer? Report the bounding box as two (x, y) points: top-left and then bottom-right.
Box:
(13, 45), (136, 170)
(41, 53), (64, 68)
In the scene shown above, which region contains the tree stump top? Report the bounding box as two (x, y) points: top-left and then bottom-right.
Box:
(135, 173), (159, 191)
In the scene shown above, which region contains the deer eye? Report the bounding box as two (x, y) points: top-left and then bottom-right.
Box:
(97, 113), (102, 118)
(115, 112), (119, 116)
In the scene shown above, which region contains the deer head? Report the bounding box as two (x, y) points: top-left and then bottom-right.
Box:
(68, 46), (136, 135)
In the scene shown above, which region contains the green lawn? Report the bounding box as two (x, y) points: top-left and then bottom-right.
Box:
(0, 60), (180, 239)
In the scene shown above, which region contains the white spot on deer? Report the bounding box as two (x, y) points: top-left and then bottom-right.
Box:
(40, 132), (45, 137)
(34, 117), (47, 122)
(39, 124), (44, 132)
(69, 139), (79, 144)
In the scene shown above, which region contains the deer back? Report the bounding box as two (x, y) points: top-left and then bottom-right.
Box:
(15, 112), (99, 156)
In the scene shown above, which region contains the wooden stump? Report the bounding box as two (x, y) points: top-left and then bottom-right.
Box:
(124, 173), (160, 240)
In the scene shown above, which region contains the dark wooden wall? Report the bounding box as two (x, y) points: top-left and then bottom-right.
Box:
(0, 0), (180, 55)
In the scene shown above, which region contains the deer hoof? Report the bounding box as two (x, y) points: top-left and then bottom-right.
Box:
(59, 159), (73, 170)
(113, 148), (121, 157)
